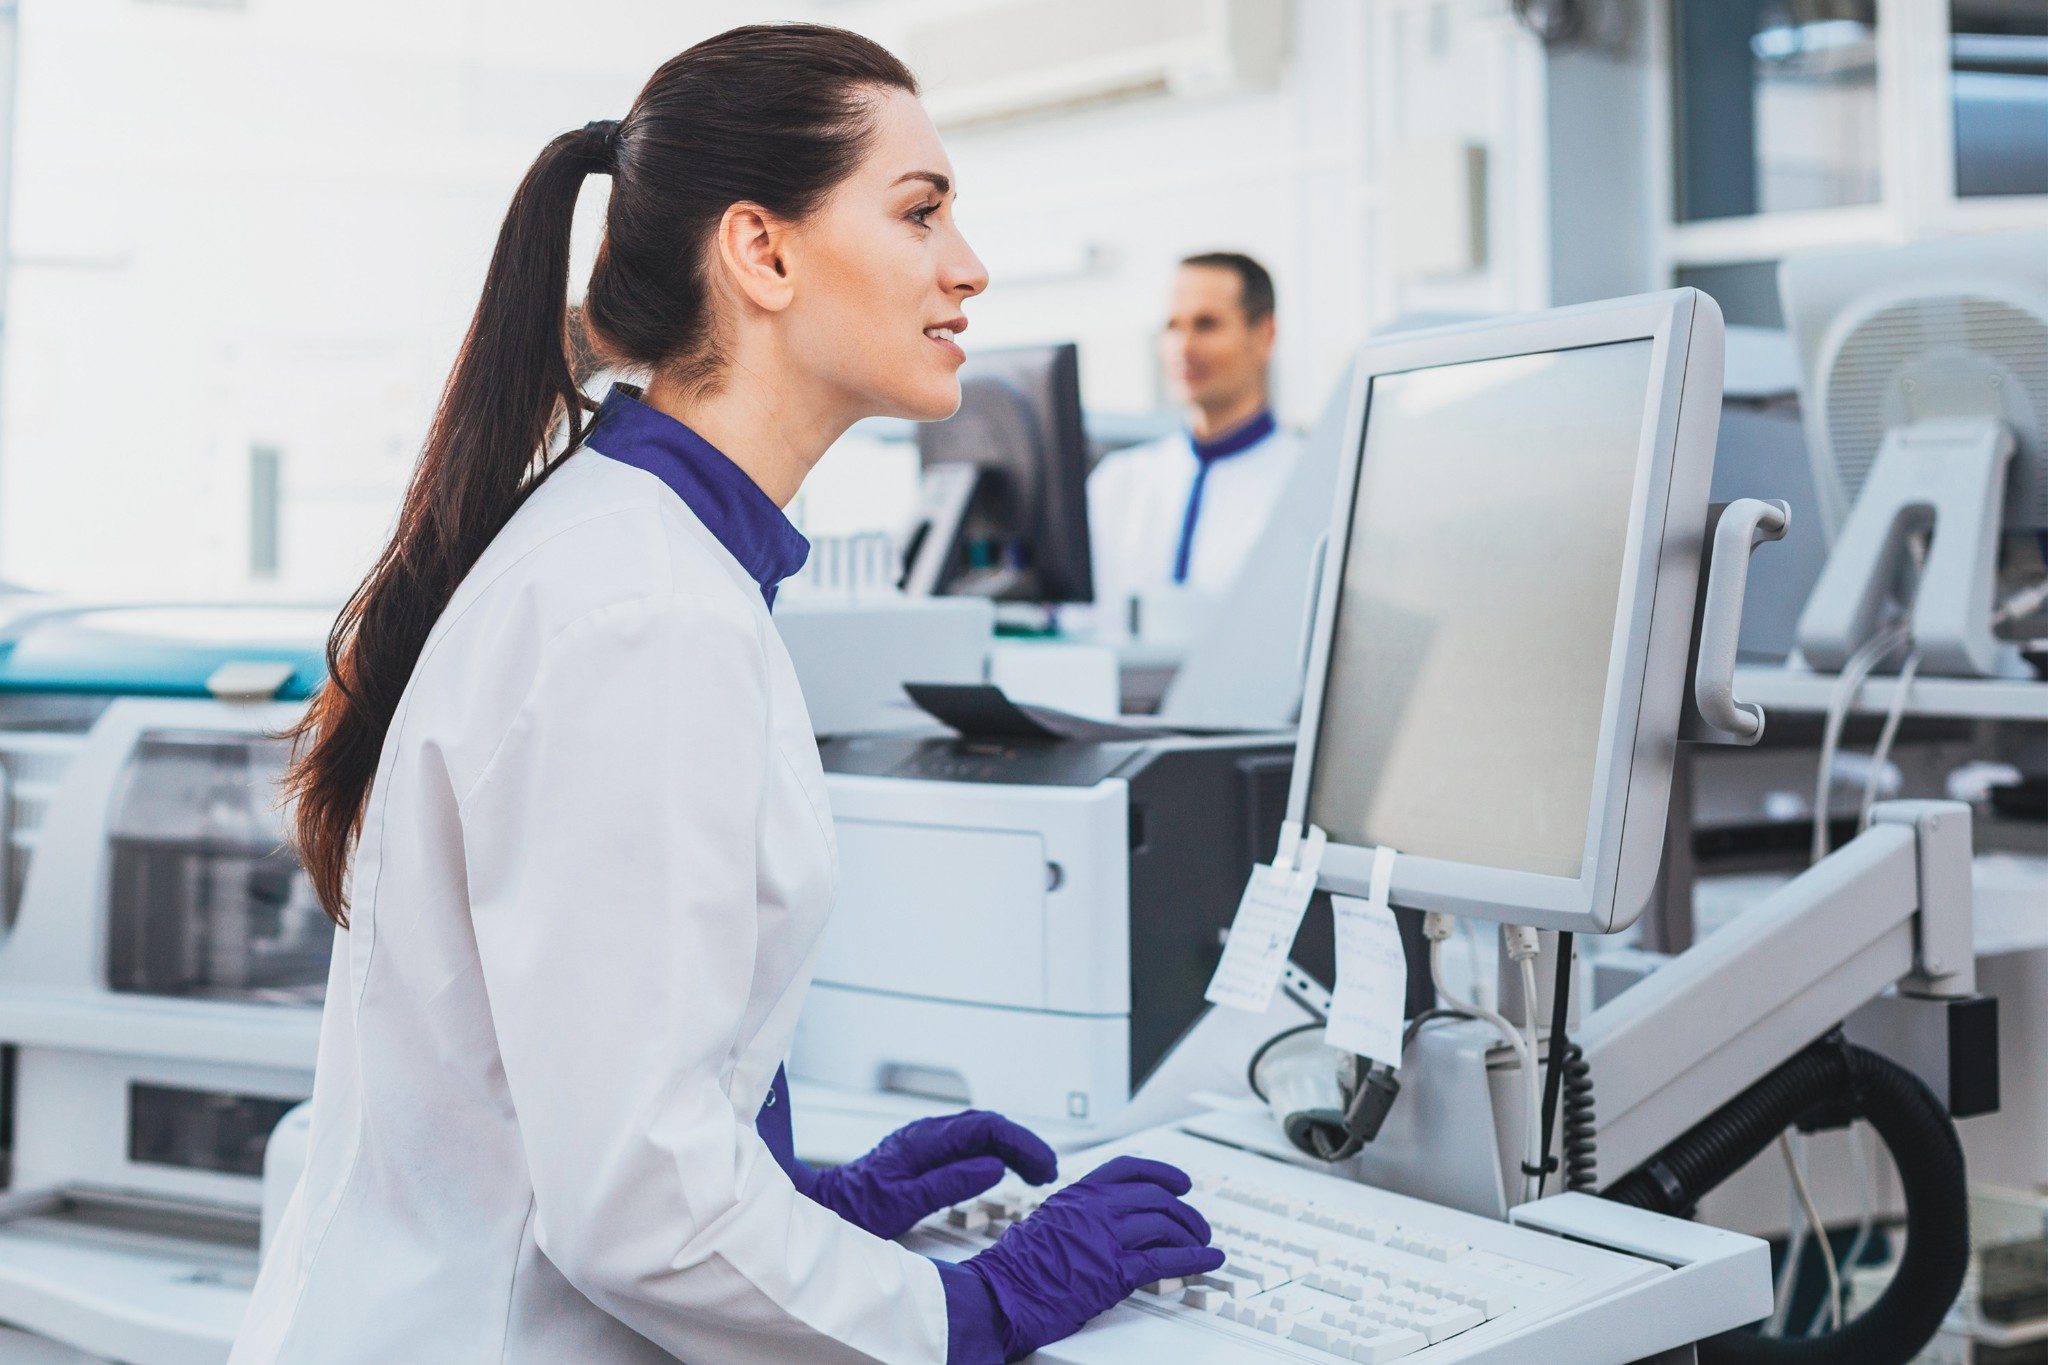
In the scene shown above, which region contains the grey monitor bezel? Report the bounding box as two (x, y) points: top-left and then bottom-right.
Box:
(1284, 289), (1725, 934)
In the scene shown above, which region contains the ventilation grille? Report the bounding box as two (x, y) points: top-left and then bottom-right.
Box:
(1822, 293), (2048, 526)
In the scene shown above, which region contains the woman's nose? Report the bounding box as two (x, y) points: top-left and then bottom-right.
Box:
(946, 233), (989, 299)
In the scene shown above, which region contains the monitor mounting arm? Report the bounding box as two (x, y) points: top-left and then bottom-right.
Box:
(1576, 798), (1977, 1183)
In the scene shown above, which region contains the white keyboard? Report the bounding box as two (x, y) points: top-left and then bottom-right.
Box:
(906, 1125), (1771, 1364)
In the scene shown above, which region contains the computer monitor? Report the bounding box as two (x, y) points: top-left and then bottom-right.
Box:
(1781, 229), (2048, 677)
(1286, 289), (1726, 934)
(908, 342), (1093, 604)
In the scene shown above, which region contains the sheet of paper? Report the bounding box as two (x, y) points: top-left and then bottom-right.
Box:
(1326, 845), (1406, 1069)
(1204, 825), (1327, 1014)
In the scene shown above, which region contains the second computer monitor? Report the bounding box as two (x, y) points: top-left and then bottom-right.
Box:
(914, 342), (1093, 604)
(1290, 290), (1726, 934)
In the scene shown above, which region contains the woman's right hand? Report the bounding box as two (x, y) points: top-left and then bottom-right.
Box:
(960, 1155), (1225, 1361)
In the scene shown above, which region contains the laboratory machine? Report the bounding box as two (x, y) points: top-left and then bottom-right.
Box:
(889, 287), (1991, 1363)
(0, 604), (332, 1365)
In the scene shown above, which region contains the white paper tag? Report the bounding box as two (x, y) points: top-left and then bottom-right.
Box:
(1325, 845), (1406, 1069)
(1204, 825), (1327, 1014)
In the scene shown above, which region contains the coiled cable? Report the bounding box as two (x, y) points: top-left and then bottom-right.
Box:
(1559, 1042), (1597, 1193)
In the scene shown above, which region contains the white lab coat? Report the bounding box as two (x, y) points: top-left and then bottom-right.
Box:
(232, 449), (951, 1363)
(1086, 424), (1299, 624)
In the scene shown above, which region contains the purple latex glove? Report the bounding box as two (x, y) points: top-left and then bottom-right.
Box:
(962, 1155), (1225, 1361)
(809, 1110), (1060, 1241)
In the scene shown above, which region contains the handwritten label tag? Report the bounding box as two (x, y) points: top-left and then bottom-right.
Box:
(1205, 825), (1327, 1014)
(1326, 845), (1406, 1069)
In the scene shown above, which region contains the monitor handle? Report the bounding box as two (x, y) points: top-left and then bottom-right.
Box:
(1688, 498), (1789, 745)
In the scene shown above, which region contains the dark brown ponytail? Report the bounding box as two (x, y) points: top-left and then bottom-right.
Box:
(284, 24), (918, 924)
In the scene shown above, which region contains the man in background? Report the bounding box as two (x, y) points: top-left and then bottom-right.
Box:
(1087, 251), (1299, 632)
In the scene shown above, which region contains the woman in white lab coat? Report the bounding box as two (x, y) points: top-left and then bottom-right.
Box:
(237, 24), (1220, 1365)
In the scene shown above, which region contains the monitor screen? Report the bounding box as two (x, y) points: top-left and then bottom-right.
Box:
(913, 343), (1093, 603)
(1306, 339), (1656, 879)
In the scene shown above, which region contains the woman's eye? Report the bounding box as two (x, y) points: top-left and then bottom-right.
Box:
(909, 202), (940, 228)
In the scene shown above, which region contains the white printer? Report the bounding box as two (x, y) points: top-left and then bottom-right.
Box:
(793, 730), (1310, 1148)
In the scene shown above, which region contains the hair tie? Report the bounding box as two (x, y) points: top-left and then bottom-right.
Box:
(581, 119), (622, 171)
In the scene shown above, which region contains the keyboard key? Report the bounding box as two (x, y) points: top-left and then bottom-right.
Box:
(1291, 1322), (1336, 1350)
(1347, 1326), (1431, 1362)
(1451, 1283), (1518, 1316)
(1409, 1302), (1485, 1343)
(1193, 1270), (1258, 1299)
(1074, 1135), (1585, 1361)
(1235, 1258), (1292, 1291)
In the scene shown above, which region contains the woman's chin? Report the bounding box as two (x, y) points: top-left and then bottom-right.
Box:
(885, 379), (963, 424)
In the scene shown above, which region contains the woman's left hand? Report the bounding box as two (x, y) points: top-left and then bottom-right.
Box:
(809, 1110), (1058, 1240)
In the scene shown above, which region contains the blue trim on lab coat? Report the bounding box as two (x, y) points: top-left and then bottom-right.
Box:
(585, 385), (810, 607)
(1172, 408), (1277, 585)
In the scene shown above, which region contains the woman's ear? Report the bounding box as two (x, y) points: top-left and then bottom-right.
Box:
(715, 202), (796, 313)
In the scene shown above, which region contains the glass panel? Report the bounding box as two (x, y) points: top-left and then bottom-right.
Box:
(1673, 0), (1881, 222)
(1674, 261), (1786, 329)
(104, 731), (328, 1004)
(129, 1083), (298, 1178)
(1952, 0), (2048, 198)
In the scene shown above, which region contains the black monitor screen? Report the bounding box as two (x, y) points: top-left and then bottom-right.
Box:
(915, 343), (1093, 604)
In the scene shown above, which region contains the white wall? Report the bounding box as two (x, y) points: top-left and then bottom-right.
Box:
(0, 0), (795, 599)
(0, 0), (1561, 599)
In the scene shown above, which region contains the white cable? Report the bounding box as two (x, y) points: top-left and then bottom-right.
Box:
(1993, 573), (2048, 626)
(1805, 1123), (1878, 1337)
(1430, 936), (1542, 1204)
(1516, 953), (1545, 1196)
(1811, 624), (1909, 866)
(1814, 528), (1935, 861)
(1765, 1132), (1809, 1336)
(1779, 1132), (1843, 1333)
(1858, 647), (1922, 831)
(1459, 916), (1486, 1011)
(1767, 1201), (1807, 1336)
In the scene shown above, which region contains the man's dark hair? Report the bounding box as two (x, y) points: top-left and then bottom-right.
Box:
(1179, 251), (1275, 323)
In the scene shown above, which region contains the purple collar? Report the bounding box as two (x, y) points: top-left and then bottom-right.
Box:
(584, 384), (810, 606)
(1189, 407), (1277, 464)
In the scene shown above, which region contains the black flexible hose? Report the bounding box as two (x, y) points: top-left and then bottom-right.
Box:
(1560, 1043), (1597, 1193)
(1605, 1036), (1968, 1365)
